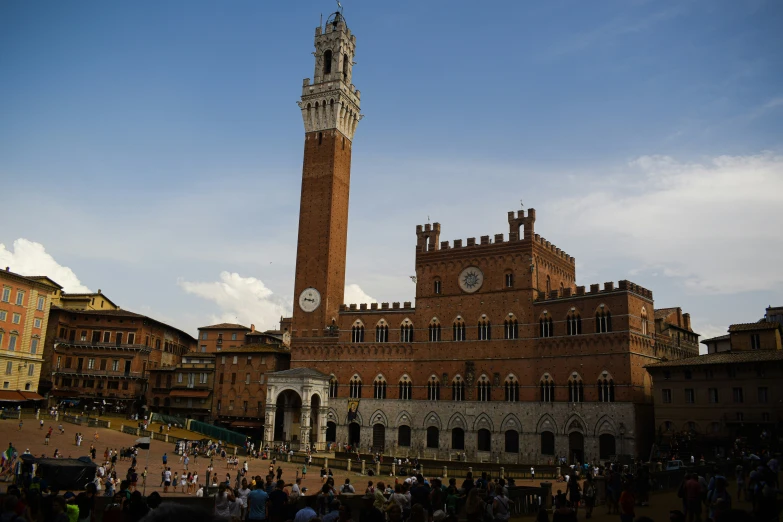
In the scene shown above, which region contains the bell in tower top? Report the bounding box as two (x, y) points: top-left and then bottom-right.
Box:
(299, 7), (362, 141)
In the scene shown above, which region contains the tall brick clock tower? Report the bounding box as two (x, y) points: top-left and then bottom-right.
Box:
(292, 11), (361, 339)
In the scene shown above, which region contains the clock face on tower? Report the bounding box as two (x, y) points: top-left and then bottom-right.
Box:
(298, 287), (322, 312)
(458, 266), (484, 293)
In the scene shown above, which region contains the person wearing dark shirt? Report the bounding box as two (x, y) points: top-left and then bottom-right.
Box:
(461, 472), (475, 495)
(268, 480), (288, 522)
(410, 475), (431, 513)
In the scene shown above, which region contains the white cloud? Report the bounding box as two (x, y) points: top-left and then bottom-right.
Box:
(177, 271), (376, 331)
(0, 238), (91, 292)
(546, 151), (783, 294)
(344, 283), (377, 305)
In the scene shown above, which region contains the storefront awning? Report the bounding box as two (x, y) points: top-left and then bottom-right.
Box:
(0, 390), (45, 402)
(169, 390), (211, 399)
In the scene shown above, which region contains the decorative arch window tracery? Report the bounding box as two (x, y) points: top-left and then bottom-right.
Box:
(597, 372), (615, 402)
(504, 314), (519, 339)
(428, 318), (442, 342)
(400, 319), (414, 343)
(349, 375), (362, 399)
(540, 373), (555, 403)
(477, 317), (491, 341)
(504, 375), (519, 402)
(351, 321), (365, 343)
(452, 375), (465, 402)
(567, 310), (582, 336)
(398, 375), (412, 400)
(375, 320), (389, 343)
(452, 318), (466, 342)
(427, 375), (440, 401)
(568, 372), (584, 403)
(373, 375), (387, 399)
(596, 306), (612, 333)
(477, 374), (491, 402)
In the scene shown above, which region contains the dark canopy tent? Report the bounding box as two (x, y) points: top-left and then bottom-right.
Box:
(35, 457), (97, 491)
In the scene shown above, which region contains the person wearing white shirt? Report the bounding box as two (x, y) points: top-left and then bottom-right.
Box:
(196, 486), (204, 497)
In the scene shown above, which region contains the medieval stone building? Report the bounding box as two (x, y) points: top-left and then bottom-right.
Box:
(264, 10), (698, 464)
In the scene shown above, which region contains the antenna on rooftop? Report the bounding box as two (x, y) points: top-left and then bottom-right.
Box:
(520, 199), (524, 209)
(336, 0), (343, 13)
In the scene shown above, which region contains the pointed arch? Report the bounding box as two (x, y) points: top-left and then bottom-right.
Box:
(539, 311), (554, 338)
(428, 317), (442, 341)
(504, 373), (520, 402)
(536, 413), (558, 434)
(452, 315), (466, 341)
(476, 373), (491, 402)
(500, 413), (522, 433)
(641, 306), (649, 335)
(375, 319), (389, 343)
(451, 373), (465, 401)
(351, 319), (365, 343)
(504, 313), (519, 339)
(349, 373), (363, 399)
(567, 371), (584, 403)
(369, 409), (388, 427)
(398, 374), (412, 400)
(427, 374), (440, 401)
(539, 372), (555, 402)
(394, 410), (413, 427)
(564, 413), (587, 435)
(473, 412), (494, 432)
(400, 318), (414, 343)
(447, 412), (468, 431)
(593, 414), (618, 436)
(595, 304), (612, 333)
(422, 411), (442, 430)
(597, 370), (615, 402)
(344, 409), (363, 425)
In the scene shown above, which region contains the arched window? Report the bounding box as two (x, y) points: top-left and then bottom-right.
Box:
(540, 374), (555, 403)
(540, 431), (555, 455)
(505, 272), (514, 288)
(477, 429), (491, 452)
(641, 307), (648, 335)
(539, 313), (554, 338)
(375, 320), (389, 343)
(398, 375), (412, 400)
(323, 50), (332, 75)
(427, 376), (440, 401)
(546, 275), (551, 294)
(452, 318), (466, 341)
(428, 319), (442, 342)
(349, 375), (362, 399)
(452, 375), (465, 401)
(351, 322), (365, 343)
(504, 315), (519, 340)
(477, 375), (491, 402)
(400, 319), (414, 343)
(434, 279), (442, 295)
(342, 53), (349, 80)
(560, 282), (564, 295)
(477, 318), (491, 340)
(373, 375), (387, 399)
(596, 306), (612, 333)
(504, 375), (519, 402)
(426, 426), (439, 448)
(568, 373), (584, 403)
(597, 372), (615, 402)
(504, 430), (519, 453)
(329, 375), (339, 398)
(398, 426), (411, 447)
(451, 428), (465, 450)
(567, 311), (582, 336)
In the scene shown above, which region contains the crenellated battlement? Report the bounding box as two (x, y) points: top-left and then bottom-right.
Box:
(340, 301), (415, 313)
(535, 279), (653, 302)
(416, 222), (441, 253)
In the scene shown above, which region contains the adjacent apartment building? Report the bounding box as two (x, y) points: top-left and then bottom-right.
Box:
(42, 305), (197, 414)
(148, 353), (215, 422)
(646, 308), (783, 453)
(0, 268), (61, 400)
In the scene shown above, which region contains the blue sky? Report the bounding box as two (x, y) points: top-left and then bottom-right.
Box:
(1, 0), (781, 341)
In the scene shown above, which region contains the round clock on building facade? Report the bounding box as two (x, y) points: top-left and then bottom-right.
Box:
(458, 266), (484, 293)
(298, 287), (322, 312)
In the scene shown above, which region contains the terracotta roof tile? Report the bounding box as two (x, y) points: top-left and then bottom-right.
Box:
(700, 334), (730, 344)
(199, 323), (250, 330)
(728, 322), (780, 332)
(646, 349), (783, 369)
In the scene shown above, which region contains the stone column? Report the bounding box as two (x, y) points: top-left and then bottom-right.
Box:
(264, 405), (277, 445)
(318, 407), (328, 451)
(300, 406), (312, 449)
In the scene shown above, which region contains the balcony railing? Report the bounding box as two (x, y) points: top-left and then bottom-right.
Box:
(54, 339), (152, 352)
(54, 368), (146, 379)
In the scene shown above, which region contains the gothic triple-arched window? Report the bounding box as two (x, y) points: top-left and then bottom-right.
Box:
(540, 313), (554, 338)
(398, 375), (412, 400)
(568, 373), (584, 403)
(427, 376), (440, 401)
(375, 321), (389, 343)
(567, 311), (582, 335)
(373, 375), (387, 399)
(329, 375), (339, 398)
(477, 375), (491, 402)
(452, 375), (465, 401)
(351, 322), (364, 343)
(596, 306), (612, 333)
(504, 316), (519, 339)
(453, 318), (466, 342)
(504, 375), (520, 402)
(540, 374), (555, 402)
(400, 319), (414, 343)
(598, 373), (615, 402)
(477, 318), (491, 341)
(349, 375), (362, 399)
(428, 319), (442, 342)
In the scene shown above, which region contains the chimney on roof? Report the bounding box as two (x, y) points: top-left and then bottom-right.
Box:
(98, 289), (102, 294)
(251, 324), (255, 332)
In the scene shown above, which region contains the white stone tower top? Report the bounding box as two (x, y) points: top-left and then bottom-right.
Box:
(297, 11), (362, 141)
